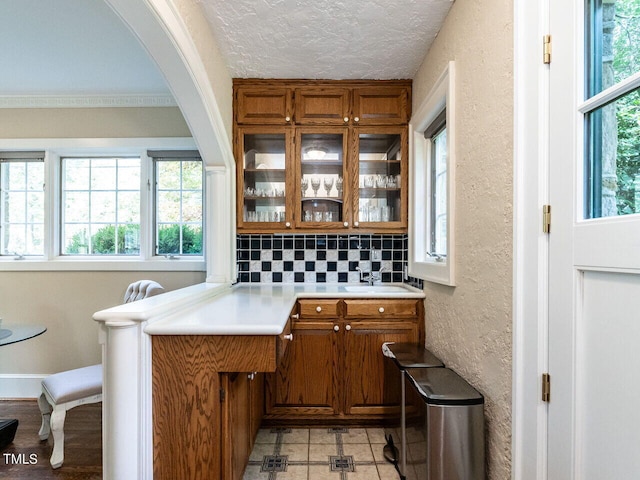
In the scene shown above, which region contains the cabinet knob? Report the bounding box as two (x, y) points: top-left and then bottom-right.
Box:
(343, 221), (349, 228)
(345, 324), (352, 331)
(354, 221), (359, 227)
(285, 116), (291, 122)
(379, 307), (385, 313)
(285, 222), (291, 228)
(248, 373), (255, 380)
(343, 116), (349, 123)
(283, 333), (294, 341)
(334, 325), (340, 332)
(316, 306), (322, 313)
(354, 116), (360, 122)
(291, 313), (299, 320)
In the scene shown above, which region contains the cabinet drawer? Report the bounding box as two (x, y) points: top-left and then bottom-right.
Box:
(343, 299), (417, 318)
(298, 299), (340, 318)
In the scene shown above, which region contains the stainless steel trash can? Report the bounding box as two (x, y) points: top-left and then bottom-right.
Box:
(382, 343), (444, 478)
(404, 367), (485, 480)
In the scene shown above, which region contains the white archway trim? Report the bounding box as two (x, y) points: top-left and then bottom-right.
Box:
(104, 0), (234, 170)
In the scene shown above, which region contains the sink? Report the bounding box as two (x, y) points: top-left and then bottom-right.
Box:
(343, 285), (409, 293)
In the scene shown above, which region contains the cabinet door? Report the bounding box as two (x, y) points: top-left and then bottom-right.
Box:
(294, 87), (350, 125)
(224, 373), (252, 480)
(296, 127), (351, 230)
(236, 128), (295, 232)
(236, 87), (293, 125)
(265, 319), (340, 417)
(353, 127), (408, 231)
(343, 320), (419, 416)
(352, 87), (410, 125)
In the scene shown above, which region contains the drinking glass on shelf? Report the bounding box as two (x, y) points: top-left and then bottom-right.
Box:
(314, 211), (323, 222)
(381, 206), (391, 222)
(324, 211), (333, 222)
(301, 177), (309, 197)
(387, 176), (397, 188)
(336, 176), (344, 196)
(304, 210), (312, 222)
(364, 176), (375, 188)
(310, 177), (321, 197)
(376, 175), (388, 189)
(323, 177), (334, 197)
(359, 206), (368, 222)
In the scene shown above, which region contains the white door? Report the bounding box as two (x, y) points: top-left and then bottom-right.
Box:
(548, 0), (640, 478)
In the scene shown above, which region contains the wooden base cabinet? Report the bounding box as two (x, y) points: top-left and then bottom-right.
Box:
(265, 298), (422, 423)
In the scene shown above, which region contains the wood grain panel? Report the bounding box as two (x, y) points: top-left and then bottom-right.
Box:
(152, 336), (222, 480)
(294, 88), (350, 125)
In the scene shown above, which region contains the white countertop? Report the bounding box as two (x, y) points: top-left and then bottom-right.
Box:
(142, 283), (425, 336)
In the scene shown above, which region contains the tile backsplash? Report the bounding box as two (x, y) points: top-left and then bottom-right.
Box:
(236, 234), (423, 289)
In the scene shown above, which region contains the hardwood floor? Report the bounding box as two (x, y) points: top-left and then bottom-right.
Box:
(0, 400), (101, 479)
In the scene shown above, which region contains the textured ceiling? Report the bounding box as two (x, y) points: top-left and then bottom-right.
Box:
(198, 0), (454, 80)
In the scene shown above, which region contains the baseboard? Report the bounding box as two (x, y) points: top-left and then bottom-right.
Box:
(0, 374), (46, 399)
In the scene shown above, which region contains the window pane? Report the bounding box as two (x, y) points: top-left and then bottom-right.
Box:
(431, 127), (447, 255)
(62, 157), (140, 255)
(588, 0), (640, 98)
(155, 158), (203, 255)
(1, 160), (44, 255)
(585, 88), (640, 217)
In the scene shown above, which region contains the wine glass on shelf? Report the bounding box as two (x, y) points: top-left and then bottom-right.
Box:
(336, 176), (344, 197)
(323, 177), (334, 197)
(310, 177), (321, 197)
(301, 177), (309, 197)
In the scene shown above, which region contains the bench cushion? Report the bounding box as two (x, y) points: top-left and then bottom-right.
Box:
(42, 364), (102, 404)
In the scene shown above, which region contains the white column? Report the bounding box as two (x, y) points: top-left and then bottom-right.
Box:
(99, 319), (153, 480)
(205, 165), (236, 283)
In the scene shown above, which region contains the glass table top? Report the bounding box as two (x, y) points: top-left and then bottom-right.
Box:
(0, 325), (47, 347)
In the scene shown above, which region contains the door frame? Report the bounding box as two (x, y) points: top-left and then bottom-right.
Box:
(512, 0), (551, 478)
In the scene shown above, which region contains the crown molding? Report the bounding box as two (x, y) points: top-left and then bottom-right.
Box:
(0, 94), (177, 109)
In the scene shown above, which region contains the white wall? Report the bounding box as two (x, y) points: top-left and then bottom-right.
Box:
(412, 0), (514, 478)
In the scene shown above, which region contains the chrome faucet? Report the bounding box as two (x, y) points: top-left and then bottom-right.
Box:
(356, 264), (386, 286)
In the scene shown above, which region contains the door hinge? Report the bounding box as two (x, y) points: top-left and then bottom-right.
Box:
(543, 205), (551, 234)
(219, 388), (226, 403)
(542, 373), (551, 402)
(543, 35), (552, 64)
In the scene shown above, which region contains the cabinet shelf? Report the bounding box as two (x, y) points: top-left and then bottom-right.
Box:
(244, 196), (287, 201)
(301, 197), (344, 204)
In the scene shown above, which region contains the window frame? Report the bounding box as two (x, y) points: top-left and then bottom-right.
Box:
(408, 61), (456, 286)
(150, 151), (204, 257)
(0, 138), (204, 271)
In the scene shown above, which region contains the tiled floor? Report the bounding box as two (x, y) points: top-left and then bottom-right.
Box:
(243, 427), (401, 480)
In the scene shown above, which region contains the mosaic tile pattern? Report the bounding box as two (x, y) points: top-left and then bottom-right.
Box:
(243, 427), (400, 480)
(236, 234), (423, 289)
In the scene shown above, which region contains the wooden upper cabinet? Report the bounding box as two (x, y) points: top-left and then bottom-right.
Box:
(294, 88), (350, 125)
(352, 87), (410, 125)
(236, 87), (292, 125)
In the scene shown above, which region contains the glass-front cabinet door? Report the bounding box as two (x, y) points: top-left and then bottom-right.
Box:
(296, 128), (349, 229)
(237, 128), (293, 230)
(355, 128), (407, 229)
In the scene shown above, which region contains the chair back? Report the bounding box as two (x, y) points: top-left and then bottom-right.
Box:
(124, 280), (164, 303)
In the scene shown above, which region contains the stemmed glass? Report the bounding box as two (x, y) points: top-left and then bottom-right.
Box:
(323, 177), (334, 197)
(336, 176), (344, 197)
(301, 177), (309, 197)
(310, 177), (321, 197)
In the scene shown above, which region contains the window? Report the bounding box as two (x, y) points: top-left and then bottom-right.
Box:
(62, 157), (141, 255)
(0, 152), (45, 256)
(409, 61), (456, 286)
(584, 0), (640, 218)
(0, 141), (204, 269)
(151, 151), (203, 256)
